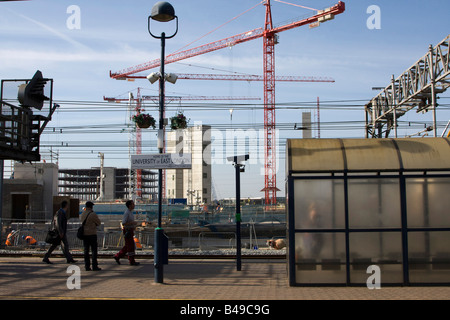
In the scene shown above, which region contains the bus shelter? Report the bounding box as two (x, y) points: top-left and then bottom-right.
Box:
(286, 138), (450, 286)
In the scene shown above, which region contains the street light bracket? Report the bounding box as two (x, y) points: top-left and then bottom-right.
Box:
(148, 15), (178, 39)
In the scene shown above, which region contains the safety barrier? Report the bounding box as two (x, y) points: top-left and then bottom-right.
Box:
(1, 218), (285, 252)
(198, 232), (236, 250)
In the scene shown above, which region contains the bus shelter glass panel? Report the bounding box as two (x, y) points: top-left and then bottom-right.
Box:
(293, 179), (346, 284)
(294, 179), (345, 230)
(347, 178), (401, 229)
(408, 231), (450, 283)
(406, 177), (450, 228)
(349, 232), (403, 284)
(295, 232), (346, 284)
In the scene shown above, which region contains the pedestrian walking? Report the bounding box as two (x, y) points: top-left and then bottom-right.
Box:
(80, 201), (102, 271)
(43, 200), (77, 264)
(113, 200), (140, 266)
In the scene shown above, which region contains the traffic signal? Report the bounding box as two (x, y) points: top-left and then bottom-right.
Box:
(17, 70), (49, 110)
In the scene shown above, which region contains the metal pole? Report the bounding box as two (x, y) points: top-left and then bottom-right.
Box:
(235, 162), (241, 271)
(0, 160), (3, 229)
(365, 107), (369, 139)
(317, 97), (320, 139)
(392, 75), (398, 138)
(429, 45), (438, 137)
(155, 32), (166, 284)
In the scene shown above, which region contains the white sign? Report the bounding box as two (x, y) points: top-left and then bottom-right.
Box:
(131, 153), (192, 169)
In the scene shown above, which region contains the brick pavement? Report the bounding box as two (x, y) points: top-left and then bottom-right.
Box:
(1, 256), (450, 300)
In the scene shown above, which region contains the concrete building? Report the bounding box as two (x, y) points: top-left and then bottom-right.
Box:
(166, 125), (212, 205)
(2, 162), (58, 221)
(1, 162), (159, 222)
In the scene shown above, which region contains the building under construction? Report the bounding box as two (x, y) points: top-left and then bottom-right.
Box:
(166, 125), (212, 206)
(58, 167), (158, 202)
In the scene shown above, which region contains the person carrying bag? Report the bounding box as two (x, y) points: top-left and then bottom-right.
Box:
(45, 227), (60, 245)
(43, 200), (77, 264)
(80, 201), (102, 271)
(77, 208), (91, 240)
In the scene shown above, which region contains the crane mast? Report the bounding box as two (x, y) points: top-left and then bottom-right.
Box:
(263, 0), (277, 205)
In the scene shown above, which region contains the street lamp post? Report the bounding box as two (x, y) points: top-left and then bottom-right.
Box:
(227, 154), (249, 271)
(148, 1), (178, 284)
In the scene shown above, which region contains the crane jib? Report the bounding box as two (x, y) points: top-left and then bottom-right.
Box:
(110, 1), (346, 79)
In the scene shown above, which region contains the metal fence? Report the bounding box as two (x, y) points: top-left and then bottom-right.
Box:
(0, 221), (276, 252)
(0, 204), (286, 253)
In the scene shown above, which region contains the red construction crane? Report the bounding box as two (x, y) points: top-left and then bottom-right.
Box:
(110, 1), (346, 206)
(109, 2), (344, 79)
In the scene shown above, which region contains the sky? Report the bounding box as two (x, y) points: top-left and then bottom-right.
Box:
(1, 0), (449, 200)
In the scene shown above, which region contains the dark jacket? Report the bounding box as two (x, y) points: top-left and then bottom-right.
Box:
(54, 209), (68, 237)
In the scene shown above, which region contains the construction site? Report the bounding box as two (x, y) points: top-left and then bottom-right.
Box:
(1, 0), (450, 292)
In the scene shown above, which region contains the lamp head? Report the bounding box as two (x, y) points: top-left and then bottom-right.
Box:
(147, 72), (161, 84)
(227, 154), (250, 164)
(151, 1), (176, 22)
(165, 73), (178, 84)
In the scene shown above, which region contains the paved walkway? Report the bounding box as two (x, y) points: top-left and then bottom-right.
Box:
(0, 256), (450, 301)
